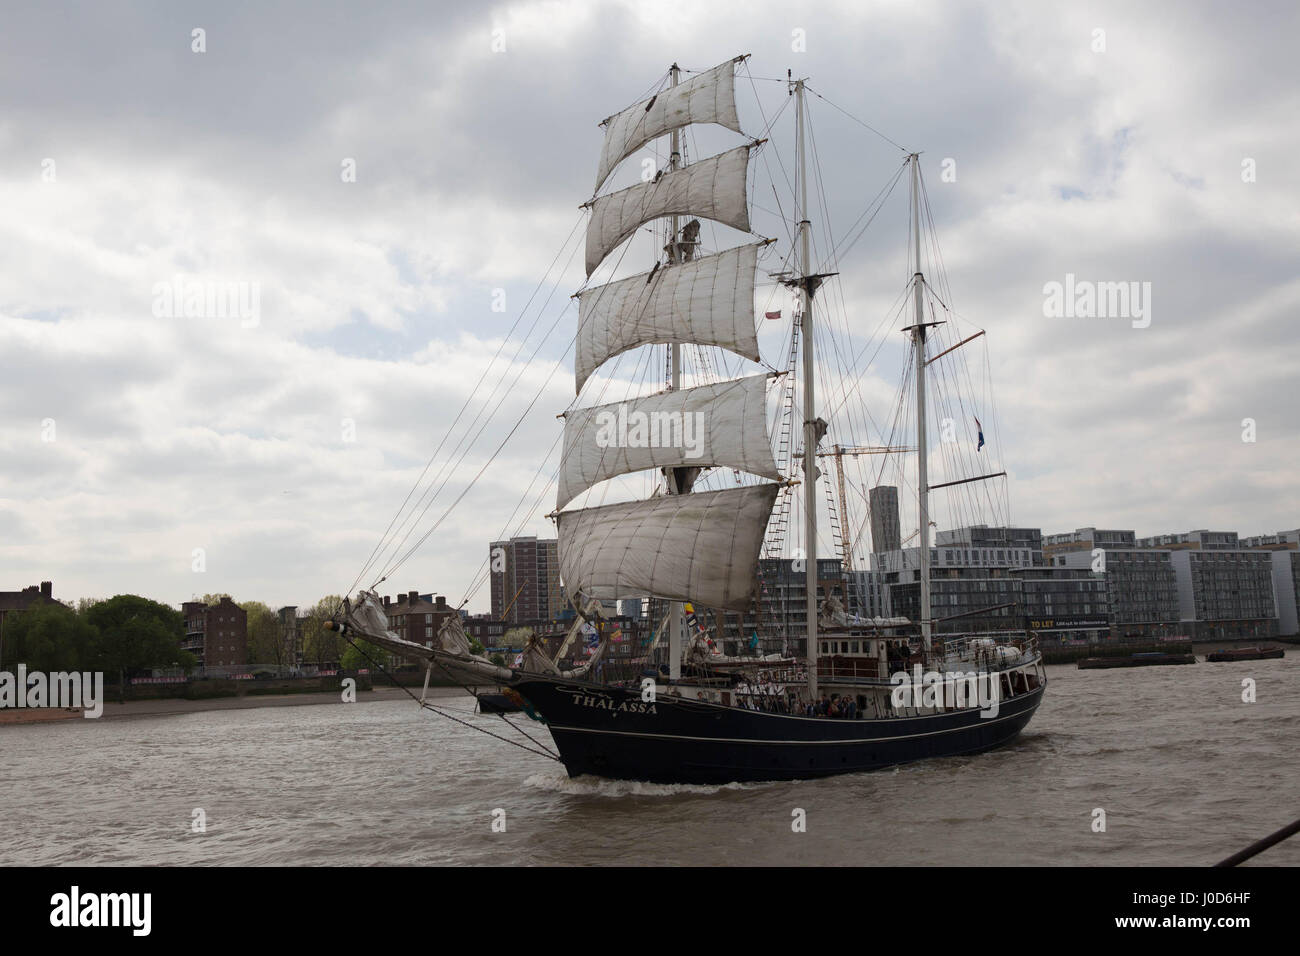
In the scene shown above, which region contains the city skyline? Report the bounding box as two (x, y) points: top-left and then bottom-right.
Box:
(2, 1), (1298, 611)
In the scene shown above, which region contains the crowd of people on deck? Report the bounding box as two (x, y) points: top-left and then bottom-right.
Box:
(885, 640), (915, 670)
(731, 640), (918, 718)
(735, 691), (865, 718)
(805, 693), (859, 718)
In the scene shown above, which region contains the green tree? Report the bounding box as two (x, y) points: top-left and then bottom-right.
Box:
(340, 638), (388, 671)
(0, 600), (97, 671)
(300, 595), (345, 667)
(240, 600), (281, 665)
(85, 595), (195, 699)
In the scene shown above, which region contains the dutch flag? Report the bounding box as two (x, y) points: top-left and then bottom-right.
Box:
(975, 416), (984, 452)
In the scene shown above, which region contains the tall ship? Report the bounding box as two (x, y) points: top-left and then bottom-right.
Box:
(330, 56), (1046, 784)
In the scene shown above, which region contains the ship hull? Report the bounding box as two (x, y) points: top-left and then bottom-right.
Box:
(511, 676), (1044, 784)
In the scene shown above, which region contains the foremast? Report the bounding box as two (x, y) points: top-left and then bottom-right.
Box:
(558, 55), (780, 652)
(666, 62), (685, 683)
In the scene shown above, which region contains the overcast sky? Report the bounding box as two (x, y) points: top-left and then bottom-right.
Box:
(2, 0), (1297, 613)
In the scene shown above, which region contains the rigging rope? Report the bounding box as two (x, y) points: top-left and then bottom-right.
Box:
(348, 211), (587, 596)
(804, 85), (910, 153)
(338, 629), (560, 761)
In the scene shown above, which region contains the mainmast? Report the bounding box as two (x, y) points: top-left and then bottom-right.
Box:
(908, 153), (934, 656)
(667, 62), (684, 682)
(794, 77), (819, 698)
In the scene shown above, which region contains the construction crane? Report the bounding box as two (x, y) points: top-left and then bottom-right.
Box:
(901, 521), (937, 546)
(499, 582), (527, 622)
(795, 444), (912, 569)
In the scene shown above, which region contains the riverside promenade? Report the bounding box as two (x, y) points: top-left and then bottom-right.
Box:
(0, 684), (477, 723)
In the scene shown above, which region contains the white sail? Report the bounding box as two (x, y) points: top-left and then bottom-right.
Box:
(557, 484), (779, 611)
(585, 145), (751, 277)
(594, 57), (744, 193)
(574, 243), (761, 393)
(557, 374), (780, 510)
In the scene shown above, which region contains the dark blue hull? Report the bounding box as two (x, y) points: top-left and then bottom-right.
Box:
(511, 676), (1045, 784)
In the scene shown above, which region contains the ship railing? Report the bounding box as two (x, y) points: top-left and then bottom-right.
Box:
(814, 658), (881, 682)
(933, 633), (1038, 673)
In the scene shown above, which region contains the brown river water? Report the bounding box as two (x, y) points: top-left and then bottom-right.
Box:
(2, 657), (1296, 866)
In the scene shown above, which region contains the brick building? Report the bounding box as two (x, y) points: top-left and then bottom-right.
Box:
(488, 536), (563, 624)
(465, 614), (509, 648)
(0, 582), (60, 665)
(379, 591), (458, 663)
(0, 581), (57, 630)
(180, 596), (248, 669)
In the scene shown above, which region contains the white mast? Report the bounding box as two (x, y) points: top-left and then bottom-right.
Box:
(909, 153), (932, 656)
(795, 77), (819, 698)
(667, 62), (684, 682)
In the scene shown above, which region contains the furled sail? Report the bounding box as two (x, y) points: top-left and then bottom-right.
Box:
(594, 57), (745, 194)
(585, 145), (751, 277)
(557, 484), (779, 611)
(557, 374), (780, 510)
(574, 243), (761, 393)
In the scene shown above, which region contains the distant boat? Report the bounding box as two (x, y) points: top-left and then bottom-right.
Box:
(1205, 646), (1285, 662)
(1077, 652), (1196, 669)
